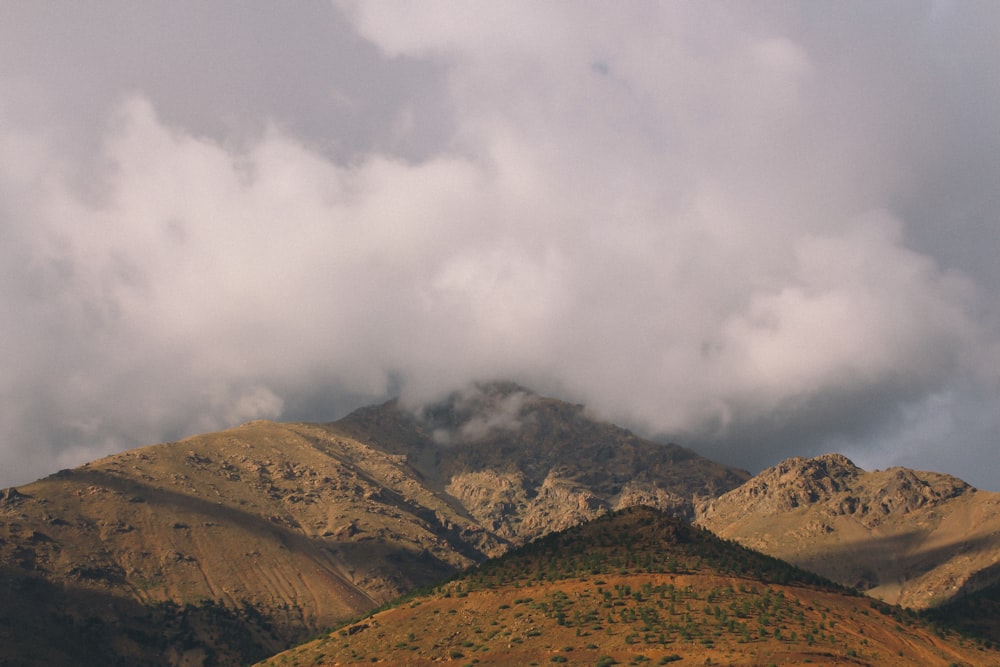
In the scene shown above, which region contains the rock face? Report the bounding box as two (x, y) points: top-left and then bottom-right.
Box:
(696, 453), (1000, 609)
(332, 382), (750, 544)
(0, 382), (749, 666)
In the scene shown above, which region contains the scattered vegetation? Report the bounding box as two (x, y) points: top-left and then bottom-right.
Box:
(922, 580), (1000, 647)
(456, 505), (853, 592)
(257, 507), (999, 666)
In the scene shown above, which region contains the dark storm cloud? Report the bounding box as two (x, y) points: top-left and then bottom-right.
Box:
(1, 1), (998, 489)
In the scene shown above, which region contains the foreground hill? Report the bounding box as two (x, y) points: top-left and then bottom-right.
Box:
(0, 383), (748, 666)
(260, 506), (998, 666)
(696, 453), (1000, 609)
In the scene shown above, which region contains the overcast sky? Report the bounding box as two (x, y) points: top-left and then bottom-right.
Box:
(2, 1), (999, 490)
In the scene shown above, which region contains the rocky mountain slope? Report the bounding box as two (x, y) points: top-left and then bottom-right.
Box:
(696, 453), (1000, 609)
(0, 383), (748, 666)
(260, 506), (998, 667)
(330, 382), (750, 541)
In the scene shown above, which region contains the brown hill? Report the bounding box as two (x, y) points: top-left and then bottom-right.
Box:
(0, 420), (480, 665)
(696, 453), (1000, 609)
(258, 506), (999, 666)
(0, 383), (748, 665)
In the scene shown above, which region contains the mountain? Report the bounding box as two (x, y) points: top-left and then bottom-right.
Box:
(0, 383), (748, 666)
(258, 506), (999, 666)
(696, 453), (1000, 609)
(0, 419), (477, 666)
(330, 382), (750, 541)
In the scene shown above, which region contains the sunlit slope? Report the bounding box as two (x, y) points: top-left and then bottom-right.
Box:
(697, 453), (1000, 609)
(0, 419), (487, 664)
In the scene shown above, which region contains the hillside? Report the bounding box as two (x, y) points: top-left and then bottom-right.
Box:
(0, 383), (748, 666)
(0, 420), (480, 665)
(696, 453), (1000, 609)
(259, 506), (999, 666)
(925, 581), (1000, 646)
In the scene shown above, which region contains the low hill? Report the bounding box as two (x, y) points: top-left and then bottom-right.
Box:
(259, 506), (998, 666)
(0, 383), (748, 665)
(696, 453), (1000, 609)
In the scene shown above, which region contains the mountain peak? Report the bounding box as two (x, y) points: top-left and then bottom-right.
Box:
(698, 453), (998, 608)
(698, 453), (863, 518)
(332, 384), (749, 537)
(418, 381), (539, 445)
(770, 452), (861, 477)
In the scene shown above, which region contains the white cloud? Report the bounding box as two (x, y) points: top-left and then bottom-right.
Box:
(1, 2), (999, 489)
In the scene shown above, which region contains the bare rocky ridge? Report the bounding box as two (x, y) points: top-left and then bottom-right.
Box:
(696, 453), (1000, 609)
(330, 382), (750, 542)
(0, 382), (748, 666)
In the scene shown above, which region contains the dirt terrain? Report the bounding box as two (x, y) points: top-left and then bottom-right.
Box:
(261, 507), (999, 666)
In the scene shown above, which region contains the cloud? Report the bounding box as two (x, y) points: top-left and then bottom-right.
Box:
(1, 2), (999, 489)
(425, 384), (530, 445)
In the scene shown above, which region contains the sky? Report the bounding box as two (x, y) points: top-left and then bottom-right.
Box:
(2, 1), (999, 490)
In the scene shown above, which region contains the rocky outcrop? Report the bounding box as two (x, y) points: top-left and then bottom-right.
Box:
(335, 382), (751, 535)
(697, 453), (1000, 609)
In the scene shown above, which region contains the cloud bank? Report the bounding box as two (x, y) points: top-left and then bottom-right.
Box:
(1, 2), (999, 488)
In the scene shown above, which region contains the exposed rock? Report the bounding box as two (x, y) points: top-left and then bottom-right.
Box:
(697, 453), (1000, 609)
(0, 487), (26, 506)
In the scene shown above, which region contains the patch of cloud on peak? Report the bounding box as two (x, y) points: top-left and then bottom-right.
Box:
(420, 383), (533, 446)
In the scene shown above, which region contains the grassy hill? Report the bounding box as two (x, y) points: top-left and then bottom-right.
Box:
(259, 506), (999, 666)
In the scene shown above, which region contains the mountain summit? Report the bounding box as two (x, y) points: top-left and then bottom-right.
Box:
(697, 453), (1000, 608)
(333, 382), (750, 543)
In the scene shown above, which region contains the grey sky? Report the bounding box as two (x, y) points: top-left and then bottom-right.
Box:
(1, 1), (998, 489)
